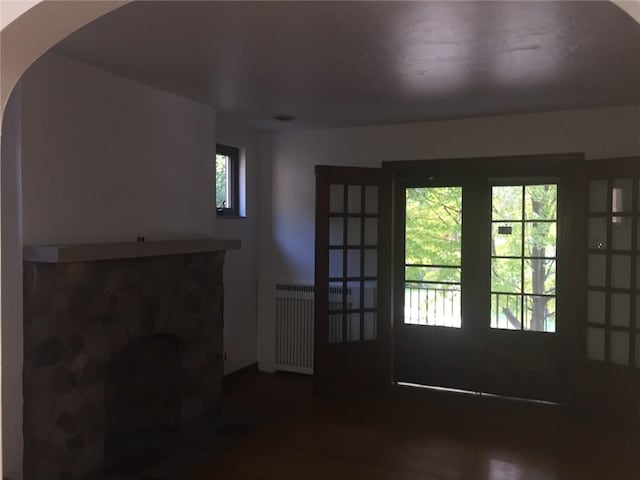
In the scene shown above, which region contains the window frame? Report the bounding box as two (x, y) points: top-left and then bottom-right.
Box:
(215, 143), (240, 217)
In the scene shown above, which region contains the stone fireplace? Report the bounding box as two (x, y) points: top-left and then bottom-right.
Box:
(22, 240), (239, 480)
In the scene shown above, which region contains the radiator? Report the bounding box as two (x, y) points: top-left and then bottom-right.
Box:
(273, 283), (352, 374)
(274, 283), (315, 374)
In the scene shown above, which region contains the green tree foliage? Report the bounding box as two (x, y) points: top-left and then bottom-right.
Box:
(405, 187), (462, 283)
(215, 154), (228, 208)
(404, 184), (557, 331)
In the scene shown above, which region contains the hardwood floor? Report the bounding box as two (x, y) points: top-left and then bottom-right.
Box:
(188, 372), (639, 480)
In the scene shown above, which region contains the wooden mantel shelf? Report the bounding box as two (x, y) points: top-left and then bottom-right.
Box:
(23, 239), (241, 263)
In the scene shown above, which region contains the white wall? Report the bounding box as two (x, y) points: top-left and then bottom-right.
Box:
(1, 84), (23, 480)
(21, 53), (217, 244)
(256, 105), (640, 371)
(215, 116), (260, 375)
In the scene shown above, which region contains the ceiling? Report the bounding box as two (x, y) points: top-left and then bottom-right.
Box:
(51, 1), (640, 130)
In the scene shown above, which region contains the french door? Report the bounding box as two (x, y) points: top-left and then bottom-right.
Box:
(314, 166), (391, 395)
(392, 157), (580, 402)
(579, 157), (640, 426)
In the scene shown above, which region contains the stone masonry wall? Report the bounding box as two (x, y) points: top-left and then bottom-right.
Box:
(22, 252), (225, 480)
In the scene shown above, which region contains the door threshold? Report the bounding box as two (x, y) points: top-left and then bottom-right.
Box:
(396, 382), (560, 407)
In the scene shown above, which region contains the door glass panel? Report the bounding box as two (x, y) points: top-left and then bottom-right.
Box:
(587, 327), (605, 361)
(329, 217), (343, 246)
(491, 293), (521, 330)
(328, 281), (345, 311)
(491, 184), (557, 332)
(587, 254), (606, 287)
(525, 222), (556, 258)
(404, 186), (462, 327)
(612, 219), (632, 250)
(612, 179), (632, 213)
(524, 296), (556, 332)
(364, 218), (378, 245)
(329, 184), (344, 213)
(610, 293), (630, 327)
(348, 185), (361, 213)
(492, 186), (523, 220)
(524, 259), (555, 295)
(525, 184), (557, 220)
(347, 218), (361, 246)
(363, 312), (377, 340)
(588, 217), (607, 250)
(347, 249), (360, 277)
(347, 313), (361, 342)
(363, 280), (377, 309)
(589, 180), (607, 213)
(364, 249), (377, 277)
(610, 330), (630, 365)
(405, 284), (461, 327)
(328, 314), (343, 344)
(491, 258), (522, 293)
(587, 291), (605, 324)
(492, 222), (522, 257)
(364, 186), (378, 214)
(329, 250), (343, 278)
(611, 255), (631, 289)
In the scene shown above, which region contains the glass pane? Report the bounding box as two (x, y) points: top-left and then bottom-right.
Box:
(405, 187), (462, 266)
(328, 314), (343, 344)
(524, 259), (555, 295)
(525, 184), (557, 220)
(587, 290), (605, 325)
(492, 222), (522, 257)
(524, 296), (556, 332)
(404, 283), (461, 327)
(525, 222), (556, 258)
(347, 313), (360, 342)
(612, 218), (632, 250)
(363, 280), (377, 309)
(364, 249), (377, 277)
(611, 255), (631, 289)
(347, 249), (360, 278)
(610, 330), (630, 366)
(348, 185), (362, 213)
(347, 218), (361, 246)
(588, 217), (607, 250)
(491, 293), (521, 330)
(328, 282), (344, 312)
(612, 179), (632, 213)
(365, 186), (378, 214)
(491, 258), (522, 293)
(215, 154), (228, 208)
(363, 312), (377, 340)
(405, 265), (460, 283)
(346, 281), (361, 308)
(329, 250), (343, 278)
(587, 327), (605, 361)
(329, 217), (343, 246)
(329, 184), (344, 213)
(611, 293), (630, 327)
(587, 254), (606, 287)
(589, 180), (607, 213)
(364, 218), (378, 245)
(492, 186), (523, 221)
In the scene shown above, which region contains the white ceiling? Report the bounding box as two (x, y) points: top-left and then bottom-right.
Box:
(51, 1), (640, 130)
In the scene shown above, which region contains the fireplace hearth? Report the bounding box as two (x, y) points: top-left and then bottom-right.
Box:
(22, 240), (238, 480)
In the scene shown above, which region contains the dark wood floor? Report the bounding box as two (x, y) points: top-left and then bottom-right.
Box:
(188, 372), (639, 480)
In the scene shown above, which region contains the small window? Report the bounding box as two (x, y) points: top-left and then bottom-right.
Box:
(215, 144), (240, 216)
